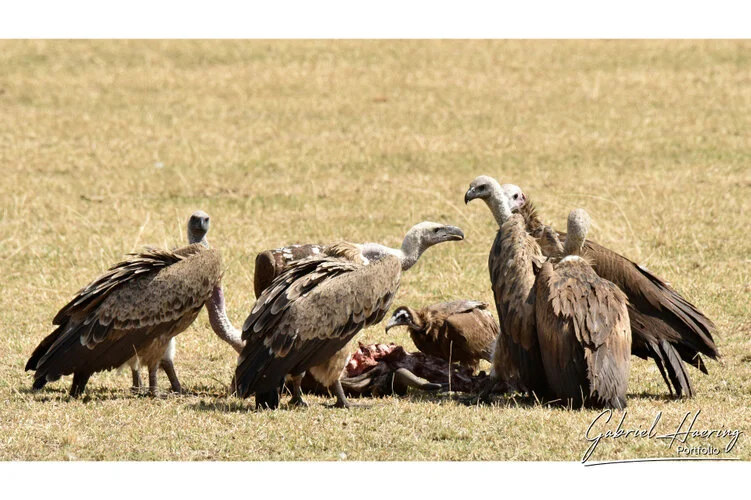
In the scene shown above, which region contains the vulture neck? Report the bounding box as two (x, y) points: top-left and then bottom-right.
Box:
(486, 184), (513, 228)
(564, 232), (585, 256)
(359, 242), (422, 272)
(206, 285), (244, 354)
(406, 308), (425, 331)
(188, 229), (209, 247)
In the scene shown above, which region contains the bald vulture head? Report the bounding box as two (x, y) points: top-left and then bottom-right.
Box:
(398, 221), (465, 271)
(359, 221), (464, 271)
(188, 211), (211, 246)
(563, 208), (591, 256)
(464, 175), (527, 226)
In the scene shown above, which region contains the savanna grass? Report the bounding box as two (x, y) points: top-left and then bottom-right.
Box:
(0, 40), (748, 461)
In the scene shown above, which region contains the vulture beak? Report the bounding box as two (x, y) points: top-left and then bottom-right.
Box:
(438, 225), (465, 242)
(385, 315), (406, 332)
(464, 187), (476, 205)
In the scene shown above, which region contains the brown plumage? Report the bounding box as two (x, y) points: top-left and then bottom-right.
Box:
(384, 300), (497, 371)
(252, 241), (364, 408)
(237, 254), (401, 409)
(465, 176), (549, 399)
(253, 244), (325, 298)
(518, 195), (719, 397)
(26, 212), (222, 397)
(535, 209), (631, 409)
(239, 222), (465, 409)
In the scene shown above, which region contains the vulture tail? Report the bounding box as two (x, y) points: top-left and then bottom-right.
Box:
(659, 340), (694, 398)
(645, 340), (694, 398)
(25, 325), (65, 371)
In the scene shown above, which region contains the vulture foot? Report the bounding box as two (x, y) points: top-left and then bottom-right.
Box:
(288, 395), (309, 408)
(332, 381), (350, 409)
(69, 372), (90, 398)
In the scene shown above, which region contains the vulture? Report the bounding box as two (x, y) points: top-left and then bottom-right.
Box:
(514, 186), (719, 398)
(25, 211), (240, 397)
(465, 176), (550, 400)
(384, 300), (497, 372)
(235, 221), (466, 409)
(535, 209), (631, 409)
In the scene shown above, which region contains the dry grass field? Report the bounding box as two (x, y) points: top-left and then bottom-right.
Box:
(0, 40), (749, 462)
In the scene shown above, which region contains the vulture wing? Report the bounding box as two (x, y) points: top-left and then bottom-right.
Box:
(489, 214), (548, 395)
(520, 199), (718, 397)
(28, 245), (221, 388)
(584, 238), (715, 397)
(235, 254), (401, 398)
(441, 303), (498, 363)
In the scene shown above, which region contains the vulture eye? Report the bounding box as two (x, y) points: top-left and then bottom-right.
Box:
(513, 193), (519, 200)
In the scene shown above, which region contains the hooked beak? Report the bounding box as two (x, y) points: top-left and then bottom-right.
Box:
(439, 225), (465, 242)
(385, 315), (407, 332)
(464, 187), (477, 205)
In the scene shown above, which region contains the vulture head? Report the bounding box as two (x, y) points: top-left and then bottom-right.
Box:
(188, 210), (211, 246)
(399, 221), (465, 271)
(464, 176), (527, 225)
(563, 208), (591, 256)
(385, 306), (421, 332)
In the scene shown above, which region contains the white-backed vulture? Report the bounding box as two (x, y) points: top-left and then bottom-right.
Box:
(384, 300), (497, 372)
(465, 176), (550, 400)
(235, 221), (466, 409)
(515, 188), (719, 398)
(25, 211), (236, 397)
(536, 209), (631, 409)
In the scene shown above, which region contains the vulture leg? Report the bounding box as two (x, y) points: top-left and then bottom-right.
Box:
(160, 359), (182, 394)
(331, 380), (350, 409)
(288, 374), (309, 408)
(69, 372), (91, 398)
(475, 376), (499, 404)
(147, 364), (161, 396)
(256, 388), (280, 410)
(131, 368), (142, 393)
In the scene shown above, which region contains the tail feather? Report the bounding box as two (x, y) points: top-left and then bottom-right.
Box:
(659, 340), (694, 398)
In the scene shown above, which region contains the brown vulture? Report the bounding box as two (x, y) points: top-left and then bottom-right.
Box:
(25, 211), (233, 397)
(515, 186), (719, 398)
(384, 300), (497, 372)
(535, 209), (631, 409)
(465, 175), (550, 401)
(234, 221), (465, 409)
